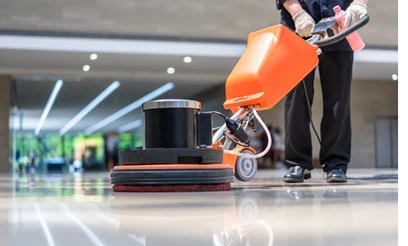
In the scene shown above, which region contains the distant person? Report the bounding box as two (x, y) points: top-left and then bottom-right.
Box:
(272, 127), (286, 169)
(29, 150), (36, 174)
(248, 130), (263, 156)
(16, 150), (23, 176)
(16, 150), (21, 161)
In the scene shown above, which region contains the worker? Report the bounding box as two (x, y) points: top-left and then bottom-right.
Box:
(275, 0), (369, 182)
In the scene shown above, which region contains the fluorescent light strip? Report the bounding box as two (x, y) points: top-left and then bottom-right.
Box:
(61, 204), (105, 246)
(118, 119), (143, 133)
(127, 235), (146, 245)
(84, 82), (174, 135)
(90, 210), (119, 228)
(35, 204), (56, 246)
(35, 80), (64, 135)
(59, 81), (120, 135)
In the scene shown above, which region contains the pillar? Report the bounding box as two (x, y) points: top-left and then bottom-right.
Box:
(0, 75), (10, 173)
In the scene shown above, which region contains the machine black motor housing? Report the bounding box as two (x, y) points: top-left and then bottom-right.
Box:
(143, 100), (200, 149)
(119, 99), (222, 165)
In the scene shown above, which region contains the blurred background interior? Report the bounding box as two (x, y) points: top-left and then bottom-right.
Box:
(0, 0), (398, 175)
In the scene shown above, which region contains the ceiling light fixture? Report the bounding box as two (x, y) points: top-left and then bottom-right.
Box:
(83, 65), (91, 72)
(84, 82), (174, 135)
(167, 67), (175, 74)
(90, 53), (98, 60)
(59, 81), (121, 135)
(183, 56), (192, 63)
(35, 80), (64, 135)
(118, 119), (143, 133)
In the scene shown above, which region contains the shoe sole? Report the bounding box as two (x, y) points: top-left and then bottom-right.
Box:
(326, 178), (347, 183)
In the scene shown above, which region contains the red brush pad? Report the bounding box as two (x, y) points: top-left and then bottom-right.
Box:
(113, 183), (231, 192)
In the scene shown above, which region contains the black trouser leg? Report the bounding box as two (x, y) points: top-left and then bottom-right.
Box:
(318, 51), (353, 173)
(284, 69), (316, 170)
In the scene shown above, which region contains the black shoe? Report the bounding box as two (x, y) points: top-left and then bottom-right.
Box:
(326, 169), (347, 183)
(283, 166), (311, 183)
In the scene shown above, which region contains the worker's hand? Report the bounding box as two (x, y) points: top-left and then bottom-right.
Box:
(292, 10), (315, 37)
(344, 1), (367, 28)
(331, 23), (341, 35)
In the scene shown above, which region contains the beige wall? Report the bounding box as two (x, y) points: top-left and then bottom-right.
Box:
(0, 75), (10, 173)
(0, 0), (398, 47)
(199, 80), (398, 169)
(349, 80), (398, 168)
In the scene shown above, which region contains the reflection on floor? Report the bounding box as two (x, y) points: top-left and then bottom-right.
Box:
(1, 169), (397, 246)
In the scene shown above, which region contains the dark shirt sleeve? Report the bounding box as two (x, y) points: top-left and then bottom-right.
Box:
(276, 0), (284, 10)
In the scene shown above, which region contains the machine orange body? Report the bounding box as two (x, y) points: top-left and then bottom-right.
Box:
(224, 24), (319, 112)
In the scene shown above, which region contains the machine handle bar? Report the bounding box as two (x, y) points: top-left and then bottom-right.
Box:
(312, 15), (370, 47)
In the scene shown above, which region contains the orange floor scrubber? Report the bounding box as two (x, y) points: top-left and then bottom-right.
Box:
(110, 13), (369, 192)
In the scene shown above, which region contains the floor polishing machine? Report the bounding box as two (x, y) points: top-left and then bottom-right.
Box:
(110, 12), (369, 192)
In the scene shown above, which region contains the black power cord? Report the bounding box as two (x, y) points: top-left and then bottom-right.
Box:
(209, 111), (250, 145)
(301, 79), (322, 145)
(225, 132), (250, 147)
(209, 111), (228, 120)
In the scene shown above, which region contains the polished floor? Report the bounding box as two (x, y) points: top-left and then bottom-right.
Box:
(1, 168), (398, 246)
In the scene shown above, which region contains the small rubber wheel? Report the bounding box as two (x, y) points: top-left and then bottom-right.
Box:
(235, 149), (257, 181)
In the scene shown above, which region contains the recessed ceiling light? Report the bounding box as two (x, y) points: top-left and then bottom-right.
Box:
(167, 67), (175, 74)
(392, 74), (398, 81)
(183, 56), (192, 63)
(90, 53), (98, 60)
(83, 65), (91, 72)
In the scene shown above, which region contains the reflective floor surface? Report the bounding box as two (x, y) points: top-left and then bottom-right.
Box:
(0, 168), (398, 246)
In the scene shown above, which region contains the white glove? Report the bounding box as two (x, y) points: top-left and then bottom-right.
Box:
(292, 10), (315, 37)
(344, 2), (367, 28)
